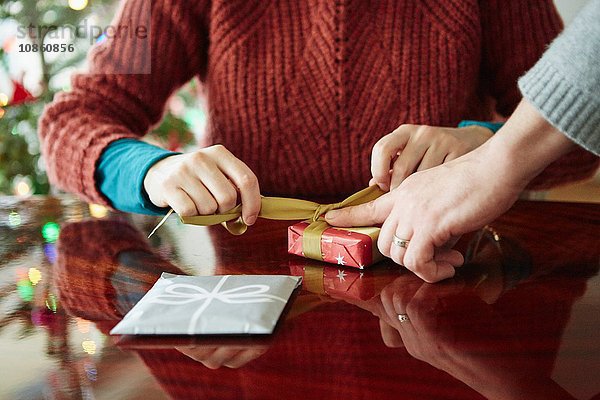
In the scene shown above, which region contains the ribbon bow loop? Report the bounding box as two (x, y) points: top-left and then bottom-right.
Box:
(177, 185), (384, 229)
(312, 201), (343, 222)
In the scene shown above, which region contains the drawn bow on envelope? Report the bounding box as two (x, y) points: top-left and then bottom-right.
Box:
(110, 273), (302, 335)
(147, 276), (288, 334)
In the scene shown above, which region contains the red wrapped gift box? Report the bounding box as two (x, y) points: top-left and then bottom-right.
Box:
(288, 222), (384, 269)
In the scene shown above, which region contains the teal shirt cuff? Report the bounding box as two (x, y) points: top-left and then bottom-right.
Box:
(96, 139), (178, 215)
(458, 120), (504, 133)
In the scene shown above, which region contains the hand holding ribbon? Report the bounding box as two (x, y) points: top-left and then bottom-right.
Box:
(148, 186), (385, 261)
(150, 186), (384, 234)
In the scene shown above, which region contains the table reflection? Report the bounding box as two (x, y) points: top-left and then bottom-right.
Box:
(54, 219), (383, 399)
(46, 214), (600, 400)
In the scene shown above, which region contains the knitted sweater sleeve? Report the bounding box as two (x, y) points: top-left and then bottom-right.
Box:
(38, 0), (209, 206)
(479, 0), (599, 189)
(519, 0), (600, 156)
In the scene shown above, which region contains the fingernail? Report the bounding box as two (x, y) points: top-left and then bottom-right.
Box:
(325, 210), (339, 220)
(245, 215), (257, 226)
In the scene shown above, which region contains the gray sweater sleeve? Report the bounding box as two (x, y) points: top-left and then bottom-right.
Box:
(518, 0), (600, 156)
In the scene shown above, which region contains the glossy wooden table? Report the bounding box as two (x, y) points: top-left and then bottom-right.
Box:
(1, 195), (599, 400)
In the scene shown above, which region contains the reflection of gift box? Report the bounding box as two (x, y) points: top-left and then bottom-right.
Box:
(288, 222), (384, 269)
(289, 262), (397, 301)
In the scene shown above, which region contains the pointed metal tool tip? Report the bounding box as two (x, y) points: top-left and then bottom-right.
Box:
(148, 209), (174, 238)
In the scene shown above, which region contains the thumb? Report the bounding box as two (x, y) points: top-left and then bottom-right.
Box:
(325, 193), (393, 227)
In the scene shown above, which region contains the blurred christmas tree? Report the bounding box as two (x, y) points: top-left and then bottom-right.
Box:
(0, 0), (202, 196)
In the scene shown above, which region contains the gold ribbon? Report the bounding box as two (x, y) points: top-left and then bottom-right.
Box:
(302, 265), (327, 295)
(169, 186), (384, 260)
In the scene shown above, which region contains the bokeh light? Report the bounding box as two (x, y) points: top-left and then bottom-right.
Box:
(14, 177), (33, 197)
(44, 243), (58, 264)
(15, 268), (28, 280)
(28, 267), (42, 285)
(68, 0), (88, 11)
(45, 293), (58, 313)
(8, 211), (21, 228)
(89, 203), (108, 218)
(17, 279), (34, 301)
(42, 222), (60, 243)
(82, 340), (97, 355)
(0, 93), (8, 106)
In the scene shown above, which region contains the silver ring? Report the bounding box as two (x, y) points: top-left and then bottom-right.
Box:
(398, 314), (410, 323)
(393, 235), (410, 249)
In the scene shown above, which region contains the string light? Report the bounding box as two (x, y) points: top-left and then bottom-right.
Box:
(42, 222), (60, 243)
(14, 176), (33, 197)
(8, 211), (21, 228)
(44, 243), (58, 264)
(45, 294), (58, 313)
(16, 181), (30, 196)
(68, 0), (88, 11)
(82, 340), (96, 355)
(17, 279), (34, 301)
(28, 267), (42, 285)
(0, 93), (8, 106)
(89, 204), (108, 218)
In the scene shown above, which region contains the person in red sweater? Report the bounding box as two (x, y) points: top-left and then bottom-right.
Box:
(39, 0), (598, 224)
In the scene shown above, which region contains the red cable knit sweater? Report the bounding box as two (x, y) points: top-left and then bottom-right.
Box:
(38, 0), (598, 205)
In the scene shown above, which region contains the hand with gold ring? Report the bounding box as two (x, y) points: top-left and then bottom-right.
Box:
(392, 235), (410, 249)
(325, 187), (463, 282)
(326, 99), (582, 282)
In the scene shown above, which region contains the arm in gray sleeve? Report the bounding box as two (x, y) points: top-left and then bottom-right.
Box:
(518, 0), (600, 156)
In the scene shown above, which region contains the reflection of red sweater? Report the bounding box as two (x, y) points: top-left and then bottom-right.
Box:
(55, 220), (183, 322)
(135, 271), (595, 400)
(137, 302), (484, 400)
(55, 219), (596, 400)
(39, 0), (598, 204)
